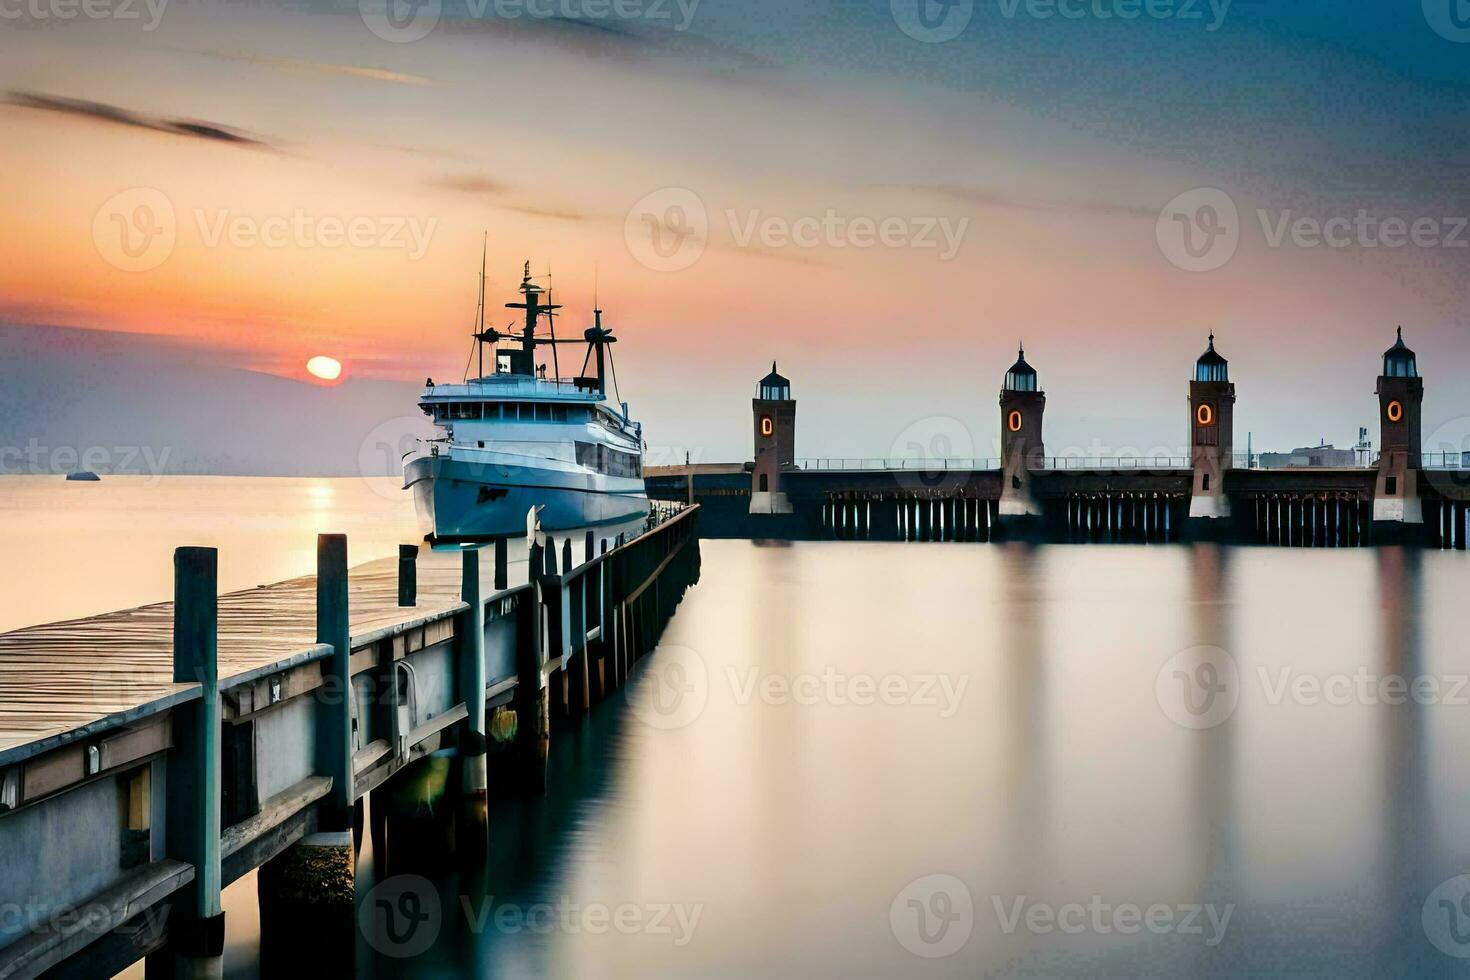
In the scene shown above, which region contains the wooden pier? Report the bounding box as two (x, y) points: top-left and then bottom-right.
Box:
(0, 506), (701, 978)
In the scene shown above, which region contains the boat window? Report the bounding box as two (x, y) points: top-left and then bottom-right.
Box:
(575, 441), (642, 479)
(450, 402), (480, 420)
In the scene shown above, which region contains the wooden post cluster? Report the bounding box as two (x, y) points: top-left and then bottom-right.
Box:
(514, 510), (703, 783)
(1250, 494), (1370, 547)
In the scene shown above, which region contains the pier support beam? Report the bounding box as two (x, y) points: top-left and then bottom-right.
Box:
(257, 831), (355, 973)
(157, 547), (225, 979)
(315, 534), (354, 832)
(398, 544), (418, 607)
(457, 549), (488, 865)
(373, 754), (456, 873)
(255, 534), (358, 972)
(518, 537), (550, 793)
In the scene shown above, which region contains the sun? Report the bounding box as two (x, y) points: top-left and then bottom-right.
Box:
(306, 355), (343, 382)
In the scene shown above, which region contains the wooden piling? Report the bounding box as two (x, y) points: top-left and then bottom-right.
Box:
(315, 534), (353, 828)
(398, 544), (418, 607)
(258, 830), (354, 973)
(457, 548), (488, 865)
(160, 546), (225, 976)
(518, 538), (549, 793)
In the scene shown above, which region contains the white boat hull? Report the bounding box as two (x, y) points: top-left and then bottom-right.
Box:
(406, 451), (649, 542)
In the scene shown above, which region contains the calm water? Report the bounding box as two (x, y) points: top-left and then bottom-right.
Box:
(0, 475), (423, 632)
(7, 480), (1468, 976)
(355, 540), (1470, 978)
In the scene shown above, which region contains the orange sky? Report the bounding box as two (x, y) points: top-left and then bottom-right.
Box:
(2, 5), (1468, 458)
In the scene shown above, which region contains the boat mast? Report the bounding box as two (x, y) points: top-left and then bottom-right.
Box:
(475, 233), (487, 381)
(545, 265), (561, 383)
(505, 260), (562, 379)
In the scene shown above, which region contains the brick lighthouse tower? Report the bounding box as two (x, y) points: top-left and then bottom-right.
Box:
(750, 362), (795, 514)
(998, 345), (1045, 520)
(1188, 334), (1235, 522)
(1373, 327), (1424, 531)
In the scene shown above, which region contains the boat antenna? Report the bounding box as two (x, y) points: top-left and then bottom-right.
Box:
(607, 329), (622, 407)
(544, 262), (561, 383)
(475, 232), (487, 381)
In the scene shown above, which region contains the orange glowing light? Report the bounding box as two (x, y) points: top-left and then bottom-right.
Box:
(1387, 400), (1404, 423)
(761, 416), (774, 437)
(1197, 403), (1216, 427)
(1007, 410), (1023, 433)
(307, 356), (343, 381)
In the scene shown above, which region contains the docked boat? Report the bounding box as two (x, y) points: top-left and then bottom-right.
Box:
(404, 261), (650, 543)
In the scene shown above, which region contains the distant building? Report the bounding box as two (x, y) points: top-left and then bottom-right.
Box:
(1258, 444), (1358, 468)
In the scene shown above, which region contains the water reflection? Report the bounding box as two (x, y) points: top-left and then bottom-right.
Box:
(1375, 547), (1430, 971)
(300, 542), (1470, 976)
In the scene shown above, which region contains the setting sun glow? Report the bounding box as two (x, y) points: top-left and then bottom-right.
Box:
(306, 355), (342, 382)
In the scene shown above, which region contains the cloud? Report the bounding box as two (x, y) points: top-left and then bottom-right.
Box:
(500, 202), (587, 222)
(3, 90), (274, 150)
(202, 50), (433, 87)
(425, 173), (586, 221)
(427, 174), (506, 196)
(890, 183), (1160, 221)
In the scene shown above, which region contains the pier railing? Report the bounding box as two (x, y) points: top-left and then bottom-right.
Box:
(797, 457), (1000, 471)
(796, 452), (1470, 473)
(795, 456), (1195, 472)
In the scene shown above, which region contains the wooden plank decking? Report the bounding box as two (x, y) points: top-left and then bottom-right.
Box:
(0, 548), (483, 761)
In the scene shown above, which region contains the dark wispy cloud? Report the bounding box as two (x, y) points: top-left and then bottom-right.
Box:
(201, 50), (432, 86)
(894, 184), (1159, 221)
(427, 174), (506, 196)
(387, 8), (790, 91)
(425, 173), (586, 222)
(501, 202), (586, 222)
(3, 91), (274, 150)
